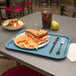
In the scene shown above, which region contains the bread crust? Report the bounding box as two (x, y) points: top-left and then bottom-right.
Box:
(25, 29), (39, 36)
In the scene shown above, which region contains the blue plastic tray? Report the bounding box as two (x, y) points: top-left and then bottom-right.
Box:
(5, 30), (71, 59)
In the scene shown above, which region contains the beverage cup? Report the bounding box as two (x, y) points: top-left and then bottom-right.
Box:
(41, 8), (52, 29)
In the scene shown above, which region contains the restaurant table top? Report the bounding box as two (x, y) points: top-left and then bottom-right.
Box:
(0, 12), (76, 76)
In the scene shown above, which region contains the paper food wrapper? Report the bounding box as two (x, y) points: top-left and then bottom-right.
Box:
(67, 43), (76, 62)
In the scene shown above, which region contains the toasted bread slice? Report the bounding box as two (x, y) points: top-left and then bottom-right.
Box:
(25, 29), (39, 36)
(25, 29), (48, 38)
(38, 29), (48, 38)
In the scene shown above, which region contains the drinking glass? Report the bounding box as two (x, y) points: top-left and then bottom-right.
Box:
(41, 7), (53, 29)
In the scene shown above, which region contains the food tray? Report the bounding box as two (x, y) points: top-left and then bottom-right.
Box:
(5, 30), (71, 59)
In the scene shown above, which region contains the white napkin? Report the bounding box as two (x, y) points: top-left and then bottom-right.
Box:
(67, 43), (76, 62)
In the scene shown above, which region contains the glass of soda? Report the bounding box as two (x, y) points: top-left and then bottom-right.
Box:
(41, 8), (53, 29)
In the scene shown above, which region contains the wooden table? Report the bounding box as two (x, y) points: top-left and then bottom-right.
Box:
(0, 12), (76, 76)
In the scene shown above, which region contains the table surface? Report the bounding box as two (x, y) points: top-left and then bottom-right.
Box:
(0, 12), (76, 76)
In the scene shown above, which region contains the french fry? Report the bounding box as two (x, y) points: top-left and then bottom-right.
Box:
(13, 34), (38, 49)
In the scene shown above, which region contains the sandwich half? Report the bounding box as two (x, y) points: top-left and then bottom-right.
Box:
(25, 29), (50, 45)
